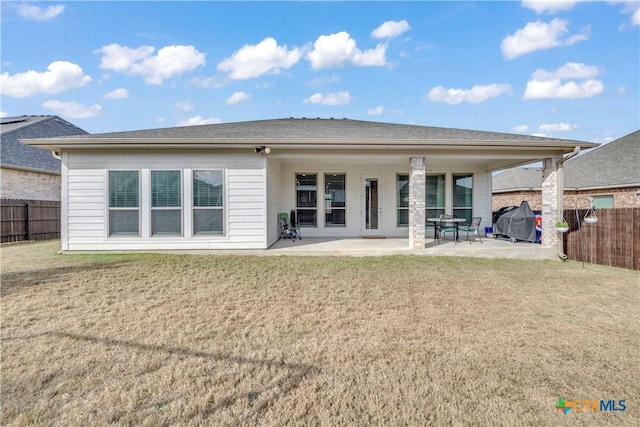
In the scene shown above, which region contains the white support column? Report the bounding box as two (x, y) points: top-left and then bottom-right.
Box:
(409, 157), (426, 249)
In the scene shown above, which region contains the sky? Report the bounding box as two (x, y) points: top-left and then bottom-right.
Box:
(1, 1), (639, 144)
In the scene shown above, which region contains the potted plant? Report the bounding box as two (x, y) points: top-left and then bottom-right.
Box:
(555, 220), (569, 233)
(584, 213), (598, 224)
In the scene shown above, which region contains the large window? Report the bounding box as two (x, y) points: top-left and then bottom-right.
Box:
(193, 170), (224, 235)
(296, 174), (317, 226)
(396, 174), (446, 226)
(324, 174), (346, 227)
(109, 171), (140, 236)
(151, 170), (182, 235)
(426, 174), (446, 220)
(453, 173), (473, 223)
(397, 174), (409, 226)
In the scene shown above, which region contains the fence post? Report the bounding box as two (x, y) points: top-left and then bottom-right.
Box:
(25, 202), (30, 241)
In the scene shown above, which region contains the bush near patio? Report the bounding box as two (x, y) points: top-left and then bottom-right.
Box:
(1, 241), (638, 426)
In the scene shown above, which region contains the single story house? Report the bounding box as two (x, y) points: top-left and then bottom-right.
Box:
(493, 130), (640, 211)
(24, 118), (596, 252)
(1, 115), (88, 201)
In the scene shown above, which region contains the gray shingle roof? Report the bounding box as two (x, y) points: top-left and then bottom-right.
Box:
(57, 117), (587, 144)
(1, 115), (88, 173)
(493, 130), (640, 191)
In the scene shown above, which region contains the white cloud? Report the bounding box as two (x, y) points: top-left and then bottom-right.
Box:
(14, 3), (65, 21)
(96, 44), (205, 84)
(176, 116), (222, 127)
(538, 122), (576, 132)
(304, 91), (352, 105)
(524, 62), (604, 99)
(371, 20), (410, 39)
(306, 32), (387, 70)
(103, 88), (129, 99)
(427, 83), (512, 104)
(174, 101), (194, 111)
(632, 8), (640, 25)
(512, 125), (530, 132)
(521, 0), (589, 14)
(42, 100), (102, 118)
(226, 91), (251, 105)
(524, 79), (604, 99)
(531, 62), (600, 80)
(217, 38), (301, 80)
(501, 18), (589, 60)
(367, 106), (384, 116)
(0, 61), (92, 98)
(0, 111), (8, 118)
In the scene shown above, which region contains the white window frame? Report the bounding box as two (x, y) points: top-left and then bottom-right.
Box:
(192, 169), (225, 236)
(295, 172), (318, 227)
(150, 169), (183, 237)
(108, 170), (140, 237)
(324, 172), (347, 228)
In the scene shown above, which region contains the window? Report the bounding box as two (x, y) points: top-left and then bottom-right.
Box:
(151, 170), (182, 235)
(193, 170), (224, 235)
(453, 173), (473, 223)
(426, 174), (446, 222)
(296, 174), (317, 226)
(324, 174), (346, 227)
(592, 195), (614, 209)
(397, 174), (409, 226)
(109, 171), (140, 236)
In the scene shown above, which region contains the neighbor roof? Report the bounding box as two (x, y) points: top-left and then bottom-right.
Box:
(493, 130), (640, 191)
(1, 115), (88, 173)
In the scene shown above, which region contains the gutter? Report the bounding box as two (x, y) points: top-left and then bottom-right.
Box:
(555, 146), (581, 260)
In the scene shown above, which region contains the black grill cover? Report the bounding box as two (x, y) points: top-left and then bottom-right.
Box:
(493, 201), (537, 242)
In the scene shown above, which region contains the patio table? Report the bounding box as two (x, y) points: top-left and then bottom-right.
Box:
(427, 217), (467, 242)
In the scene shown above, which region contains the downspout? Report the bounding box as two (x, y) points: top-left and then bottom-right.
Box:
(555, 146), (580, 260)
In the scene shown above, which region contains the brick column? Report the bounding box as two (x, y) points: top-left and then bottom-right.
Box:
(409, 157), (426, 249)
(541, 157), (560, 248)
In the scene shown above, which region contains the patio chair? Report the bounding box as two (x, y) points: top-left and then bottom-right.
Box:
(458, 216), (482, 244)
(277, 211), (301, 241)
(437, 215), (458, 243)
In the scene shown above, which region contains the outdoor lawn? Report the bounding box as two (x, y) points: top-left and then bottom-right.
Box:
(1, 241), (638, 426)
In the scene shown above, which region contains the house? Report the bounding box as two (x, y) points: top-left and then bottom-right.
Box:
(1, 115), (88, 201)
(23, 118), (596, 252)
(492, 130), (640, 211)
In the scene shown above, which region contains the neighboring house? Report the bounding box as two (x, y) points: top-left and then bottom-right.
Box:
(492, 130), (640, 211)
(23, 118), (595, 252)
(1, 115), (88, 201)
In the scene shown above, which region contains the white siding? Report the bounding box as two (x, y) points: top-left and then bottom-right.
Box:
(64, 150), (267, 251)
(265, 157), (282, 246)
(67, 168), (105, 246)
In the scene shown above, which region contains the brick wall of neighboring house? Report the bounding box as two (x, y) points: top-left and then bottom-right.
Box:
(493, 186), (640, 211)
(0, 168), (61, 201)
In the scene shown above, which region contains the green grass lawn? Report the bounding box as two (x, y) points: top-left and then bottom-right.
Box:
(1, 241), (639, 426)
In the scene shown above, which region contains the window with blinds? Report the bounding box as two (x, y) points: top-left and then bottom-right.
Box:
(151, 170), (182, 235)
(193, 170), (224, 235)
(108, 170), (140, 236)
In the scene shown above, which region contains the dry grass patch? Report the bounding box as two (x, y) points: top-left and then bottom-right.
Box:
(1, 241), (639, 426)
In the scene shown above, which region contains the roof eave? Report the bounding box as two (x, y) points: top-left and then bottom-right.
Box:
(22, 137), (595, 152)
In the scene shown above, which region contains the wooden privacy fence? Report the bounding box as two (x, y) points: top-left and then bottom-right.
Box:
(562, 208), (640, 270)
(1, 199), (61, 243)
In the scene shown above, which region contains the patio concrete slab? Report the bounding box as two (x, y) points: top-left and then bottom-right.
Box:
(263, 237), (558, 260)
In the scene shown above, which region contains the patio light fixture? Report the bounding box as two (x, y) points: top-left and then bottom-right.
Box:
(254, 146), (271, 154)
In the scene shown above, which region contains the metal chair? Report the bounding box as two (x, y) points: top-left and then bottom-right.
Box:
(459, 216), (482, 244)
(437, 215), (458, 243)
(277, 211), (301, 241)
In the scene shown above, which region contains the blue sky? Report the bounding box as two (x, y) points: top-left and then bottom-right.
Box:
(1, 1), (638, 143)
